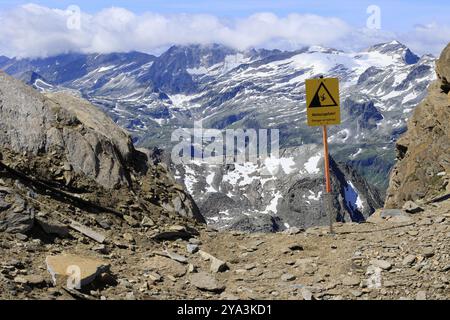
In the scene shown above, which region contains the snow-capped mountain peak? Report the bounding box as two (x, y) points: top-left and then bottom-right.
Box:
(0, 41), (436, 193)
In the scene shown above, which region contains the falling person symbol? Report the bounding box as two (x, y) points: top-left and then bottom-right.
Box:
(308, 82), (338, 108)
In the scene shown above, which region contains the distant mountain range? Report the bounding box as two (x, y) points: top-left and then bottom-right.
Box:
(0, 41), (436, 192)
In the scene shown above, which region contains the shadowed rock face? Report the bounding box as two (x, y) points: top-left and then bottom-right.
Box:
(0, 71), (204, 229)
(436, 43), (450, 93)
(385, 43), (450, 208)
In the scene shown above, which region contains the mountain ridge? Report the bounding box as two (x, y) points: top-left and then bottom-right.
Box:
(0, 41), (437, 192)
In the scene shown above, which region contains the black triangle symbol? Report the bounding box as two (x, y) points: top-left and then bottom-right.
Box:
(308, 82), (338, 108)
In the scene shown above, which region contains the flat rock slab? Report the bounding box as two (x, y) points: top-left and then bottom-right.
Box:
(403, 201), (424, 214)
(46, 254), (110, 288)
(14, 274), (45, 286)
(342, 275), (361, 286)
(189, 272), (225, 293)
(152, 225), (199, 241)
(160, 250), (188, 264)
(69, 221), (106, 243)
(380, 209), (406, 218)
(370, 259), (392, 270)
(143, 255), (186, 278)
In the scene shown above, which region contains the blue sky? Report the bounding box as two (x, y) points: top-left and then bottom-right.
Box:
(0, 1), (449, 57)
(1, 0), (449, 31)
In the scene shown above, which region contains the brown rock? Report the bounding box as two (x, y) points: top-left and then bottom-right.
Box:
(45, 254), (110, 288)
(189, 272), (225, 292)
(143, 255), (186, 278)
(385, 43), (450, 208)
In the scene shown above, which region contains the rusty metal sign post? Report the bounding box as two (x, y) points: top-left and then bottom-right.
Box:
(305, 76), (341, 234)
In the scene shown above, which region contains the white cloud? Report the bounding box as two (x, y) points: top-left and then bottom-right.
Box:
(0, 4), (448, 58)
(401, 23), (450, 57)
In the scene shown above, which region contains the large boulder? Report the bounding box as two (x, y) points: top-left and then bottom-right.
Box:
(0, 71), (134, 189)
(385, 43), (450, 208)
(0, 71), (205, 229)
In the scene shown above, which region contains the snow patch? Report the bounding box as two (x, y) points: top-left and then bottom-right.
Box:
(344, 181), (364, 212)
(264, 191), (282, 214)
(304, 154), (321, 174)
(264, 156), (296, 175)
(96, 65), (116, 73)
(307, 190), (322, 201)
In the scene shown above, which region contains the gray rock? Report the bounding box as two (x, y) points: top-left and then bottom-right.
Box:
(350, 290), (363, 297)
(36, 217), (69, 237)
(281, 273), (296, 282)
(163, 250), (188, 264)
(69, 221), (106, 244)
(187, 244), (199, 254)
(416, 291), (427, 300)
(189, 238), (201, 245)
(403, 201), (424, 214)
(147, 272), (162, 282)
(342, 275), (361, 286)
(0, 71), (205, 224)
(183, 144), (383, 231)
(370, 259), (392, 270)
(143, 256), (186, 278)
(0, 209), (35, 234)
(0, 192), (34, 234)
(283, 227), (303, 235)
(301, 287), (313, 300)
(198, 250), (229, 273)
(402, 255), (416, 266)
(210, 258), (229, 273)
(14, 274), (45, 286)
(189, 272), (225, 292)
(141, 216), (155, 227)
(422, 247), (434, 258)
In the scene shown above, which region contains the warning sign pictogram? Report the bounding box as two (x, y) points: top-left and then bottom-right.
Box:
(308, 82), (338, 108)
(306, 77), (340, 126)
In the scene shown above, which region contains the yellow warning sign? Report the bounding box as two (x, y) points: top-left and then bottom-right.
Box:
(306, 77), (340, 126)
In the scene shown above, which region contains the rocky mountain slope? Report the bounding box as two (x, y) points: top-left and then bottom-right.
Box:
(0, 41), (436, 191)
(0, 70), (203, 236)
(1, 193), (448, 300)
(0, 47), (449, 300)
(171, 145), (382, 231)
(385, 43), (450, 208)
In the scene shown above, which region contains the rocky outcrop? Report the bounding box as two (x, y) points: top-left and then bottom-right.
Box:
(385, 43), (450, 208)
(436, 43), (450, 93)
(0, 70), (204, 234)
